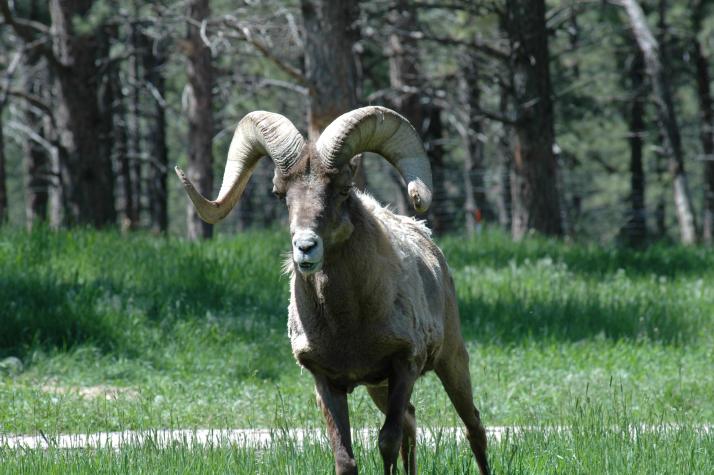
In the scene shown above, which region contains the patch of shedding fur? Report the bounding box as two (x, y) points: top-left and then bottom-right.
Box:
(356, 191), (432, 237)
(355, 191), (434, 264)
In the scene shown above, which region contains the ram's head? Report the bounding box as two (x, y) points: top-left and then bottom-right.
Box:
(176, 106), (432, 275)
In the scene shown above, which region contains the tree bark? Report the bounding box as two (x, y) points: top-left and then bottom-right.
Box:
(617, 0), (697, 244)
(185, 0), (214, 240)
(693, 0), (714, 244)
(300, 0), (366, 190)
(127, 19), (144, 229)
(625, 49), (647, 246)
(459, 53), (492, 235)
(496, 87), (513, 231)
(48, 0), (116, 227)
(21, 1), (50, 228)
(144, 36), (169, 234)
(505, 0), (563, 239)
(108, 47), (133, 231)
(23, 71), (50, 228)
(301, 0), (360, 139)
(0, 110), (7, 224)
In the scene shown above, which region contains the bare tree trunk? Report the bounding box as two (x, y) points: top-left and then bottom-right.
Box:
(459, 53), (492, 235)
(23, 117), (50, 228)
(45, 99), (65, 228)
(144, 37), (169, 234)
(21, 2), (49, 228)
(0, 111), (6, 224)
(301, 0), (359, 139)
(693, 0), (714, 244)
(496, 88), (513, 231)
(300, 0), (365, 190)
(505, 0), (563, 239)
(423, 105), (450, 233)
(108, 50), (133, 231)
(625, 49), (647, 246)
(46, 0), (116, 227)
(654, 129), (667, 238)
(617, 0), (697, 243)
(127, 19), (144, 229)
(185, 0), (214, 240)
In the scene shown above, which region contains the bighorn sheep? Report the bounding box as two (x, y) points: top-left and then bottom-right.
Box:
(176, 106), (490, 475)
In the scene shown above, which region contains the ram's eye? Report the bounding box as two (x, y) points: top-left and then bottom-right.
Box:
(273, 190), (286, 201)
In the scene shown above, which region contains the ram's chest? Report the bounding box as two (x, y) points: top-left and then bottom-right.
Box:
(287, 307), (421, 386)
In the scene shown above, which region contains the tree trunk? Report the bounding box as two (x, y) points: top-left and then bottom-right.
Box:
(45, 97), (65, 228)
(459, 53), (492, 235)
(693, 0), (714, 244)
(496, 87), (513, 231)
(0, 111), (7, 224)
(300, 0), (365, 190)
(423, 105), (450, 233)
(21, 2), (50, 228)
(48, 0), (116, 227)
(185, 0), (214, 240)
(301, 0), (360, 139)
(108, 48), (133, 231)
(23, 79), (50, 228)
(617, 0), (697, 243)
(127, 19), (144, 229)
(505, 0), (563, 239)
(625, 50), (647, 246)
(143, 36), (168, 234)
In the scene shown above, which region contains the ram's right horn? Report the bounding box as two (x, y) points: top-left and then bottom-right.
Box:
(176, 111), (305, 224)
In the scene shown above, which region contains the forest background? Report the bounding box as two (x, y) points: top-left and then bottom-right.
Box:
(2, 0), (713, 246)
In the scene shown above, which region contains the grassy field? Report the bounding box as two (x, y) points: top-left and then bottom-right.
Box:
(1, 227), (713, 473)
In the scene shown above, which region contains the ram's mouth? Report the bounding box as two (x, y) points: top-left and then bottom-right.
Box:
(296, 260), (323, 275)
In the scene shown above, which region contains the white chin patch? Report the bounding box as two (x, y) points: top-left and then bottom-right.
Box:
(295, 260), (323, 275)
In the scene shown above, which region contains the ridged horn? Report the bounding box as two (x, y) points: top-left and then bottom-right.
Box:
(316, 106), (433, 213)
(175, 111), (305, 224)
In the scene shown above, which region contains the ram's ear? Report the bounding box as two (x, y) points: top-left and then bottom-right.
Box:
(348, 154), (366, 189)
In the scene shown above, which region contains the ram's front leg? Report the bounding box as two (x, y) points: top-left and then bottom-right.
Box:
(379, 359), (418, 475)
(315, 376), (357, 475)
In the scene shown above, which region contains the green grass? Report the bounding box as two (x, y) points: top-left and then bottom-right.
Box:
(1, 226), (713, 473)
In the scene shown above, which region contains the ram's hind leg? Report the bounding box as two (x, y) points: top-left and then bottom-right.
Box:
(367, 385), (417, 474)
(434, 345), (490, 475)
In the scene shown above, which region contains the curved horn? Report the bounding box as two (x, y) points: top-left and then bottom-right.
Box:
(316, 106), (433, 213)
(175, 111), (305, 224)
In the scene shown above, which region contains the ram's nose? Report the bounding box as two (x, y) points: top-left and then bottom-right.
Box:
(294, 236), (318, 254)
(292, 229), (324, 274)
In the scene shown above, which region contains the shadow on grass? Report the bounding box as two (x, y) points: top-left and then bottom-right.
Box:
(441, 230), (714, 279)
(0, 276), (122, 357)
(0, 226), (705, 360)
(458, 292), (695, 345)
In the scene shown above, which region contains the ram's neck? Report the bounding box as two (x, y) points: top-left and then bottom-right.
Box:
(294, 195), (398, 326)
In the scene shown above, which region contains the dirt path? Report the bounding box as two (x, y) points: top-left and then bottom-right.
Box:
(2, 425), (710, 450)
